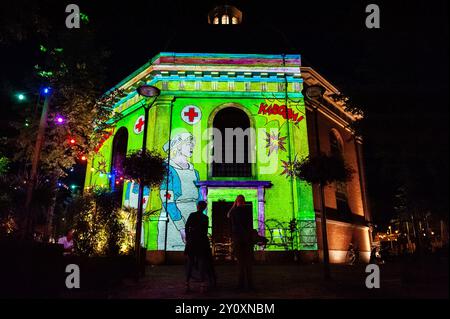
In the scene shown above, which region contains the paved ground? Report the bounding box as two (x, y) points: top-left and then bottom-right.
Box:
(64, 257), (448, 299)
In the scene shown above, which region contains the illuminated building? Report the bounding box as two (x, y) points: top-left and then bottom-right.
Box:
(84, 53), (371, 263)
(84, 4), (372, 264)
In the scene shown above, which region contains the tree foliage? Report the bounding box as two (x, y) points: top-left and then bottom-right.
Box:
(11, 37), (123, 178)
(69, 188), (131, 257)
(294, 153), (354, 186)
(0, 155), (9, 176)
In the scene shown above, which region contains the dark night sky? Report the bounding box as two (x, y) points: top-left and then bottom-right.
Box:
(0, 0), (448, 224)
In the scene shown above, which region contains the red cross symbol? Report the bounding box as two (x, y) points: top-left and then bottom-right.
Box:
(142, 197), (147, 204)
(184, 107), (199, 123)
(164, 192), (171, 200)
(134, 116), (145, 133)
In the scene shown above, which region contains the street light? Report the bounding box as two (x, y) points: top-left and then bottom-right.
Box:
(135, 84), (160, 277)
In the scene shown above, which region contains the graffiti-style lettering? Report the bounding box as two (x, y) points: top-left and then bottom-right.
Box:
(258, 103), (304, 124)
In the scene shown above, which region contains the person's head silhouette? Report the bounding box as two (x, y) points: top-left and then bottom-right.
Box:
(235, 195), (245, 207)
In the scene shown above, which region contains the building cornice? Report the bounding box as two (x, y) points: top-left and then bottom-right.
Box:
(301, 66), (360, 123)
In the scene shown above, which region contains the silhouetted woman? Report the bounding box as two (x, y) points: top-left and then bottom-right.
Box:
(227, 195), (254, 290)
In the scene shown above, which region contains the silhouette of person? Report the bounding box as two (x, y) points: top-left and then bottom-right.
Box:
(184, 201), (215, 293)
(228, 195), (254, 291)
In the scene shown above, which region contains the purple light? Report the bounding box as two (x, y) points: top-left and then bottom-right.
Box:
(56, 116), (64, 124)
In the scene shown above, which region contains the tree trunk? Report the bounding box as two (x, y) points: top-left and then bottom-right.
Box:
(45, 177), (58, 242)
(24, 93), (51, 240)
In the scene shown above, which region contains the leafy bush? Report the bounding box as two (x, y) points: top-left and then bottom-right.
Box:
(0, 156), (9, 176)
(69, 188), (132, 257)
(123, 150), (166, 187)
(294, 153), (354, 185)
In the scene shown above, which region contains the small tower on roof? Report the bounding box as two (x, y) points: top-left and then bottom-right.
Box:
(208, 4), (243, 25)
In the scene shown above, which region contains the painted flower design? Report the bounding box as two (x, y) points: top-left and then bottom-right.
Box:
(280, 155), (299, 178)
(265, 132), (287, 156)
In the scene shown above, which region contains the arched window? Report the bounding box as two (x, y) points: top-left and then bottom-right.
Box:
(213, 16), (219, 24)
(329, 129), (350, 214)
(212, 107), (252, 177)
(329, 129), (343, 157)
(221, 14), (229, 24)
(232, 16), (238, 24)
(110, 127), (128, 201)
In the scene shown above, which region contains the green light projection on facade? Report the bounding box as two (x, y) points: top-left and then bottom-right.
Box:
(84, 53), (318, 252)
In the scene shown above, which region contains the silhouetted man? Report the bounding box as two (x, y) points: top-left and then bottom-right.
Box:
(184, 201), (215, 292)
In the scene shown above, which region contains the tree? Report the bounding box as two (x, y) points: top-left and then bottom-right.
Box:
(13, 43), (123, 179)
(3, 21), (124, 239)
(0, 155), (9, 176)
(295, 153), (354, 279)
(69, 188), (130, 257)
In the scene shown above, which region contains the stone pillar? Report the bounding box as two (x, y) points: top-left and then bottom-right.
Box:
(257, 186), (265, 236)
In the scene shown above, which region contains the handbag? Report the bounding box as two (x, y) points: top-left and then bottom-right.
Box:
(251, 229), (268, 247)
(231, 207), (268, 246)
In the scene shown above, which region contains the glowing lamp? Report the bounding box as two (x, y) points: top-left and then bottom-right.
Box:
(42, 87), (51, 95)
(136, 85), (160, 98)
(303, 85), (325, 101)
(17, 94), (25, 101)
(56, 116), (64, 124)
(70, 138), (76, 144)
(81, 155), (87, 161)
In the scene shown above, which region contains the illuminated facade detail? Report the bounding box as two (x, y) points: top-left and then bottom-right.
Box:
(85, 53), (371, 263)
(221, 15), (229, 24)
(181, 105), (202, 125)
(133, 115), (145, 134)
(208, 5), (242, 25)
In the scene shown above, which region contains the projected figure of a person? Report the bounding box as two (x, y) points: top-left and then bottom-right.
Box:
(158, 132), (202, 250)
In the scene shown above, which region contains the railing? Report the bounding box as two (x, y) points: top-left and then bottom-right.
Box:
(262, 218), (317, 250)
(209, 218), (317, 258)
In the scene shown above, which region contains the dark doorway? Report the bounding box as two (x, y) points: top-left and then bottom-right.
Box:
(212, 201), (233, 244)
(211, 200), (253, 260)
(212, 201), (253, 243)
